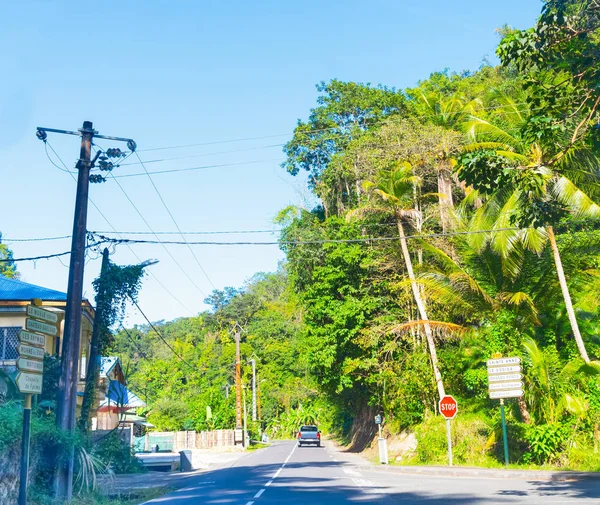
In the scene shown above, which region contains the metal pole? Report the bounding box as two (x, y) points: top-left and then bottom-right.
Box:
(446, 419), (453, 467)
(250, 359), (257, 422)
(257, 375), (262, 421)
(235, 332), (242, 429)
(54, 120), (93, 501)
(242, 386), (247, 448)
(18, 394), (32, 505)
(500, 399), (509, 467)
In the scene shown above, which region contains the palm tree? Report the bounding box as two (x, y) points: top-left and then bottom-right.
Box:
(349, 162), (446, 400)
(457, 108), (600, 363)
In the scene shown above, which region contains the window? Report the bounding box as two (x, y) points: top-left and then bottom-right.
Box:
(0, 327), (21, 360)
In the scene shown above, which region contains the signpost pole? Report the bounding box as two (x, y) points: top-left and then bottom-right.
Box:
(500, 399), (509, 467)
(18, 394), (33, 505)
(446, 419), (453, 467)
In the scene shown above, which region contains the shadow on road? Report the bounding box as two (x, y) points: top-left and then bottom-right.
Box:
(140, 456), (600, 505)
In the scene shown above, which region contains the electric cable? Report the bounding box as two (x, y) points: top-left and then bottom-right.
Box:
(45, 142), (195, 315)
(134, 150), (216, 290)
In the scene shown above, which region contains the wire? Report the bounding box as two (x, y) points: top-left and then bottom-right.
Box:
(120, 143), (285, 167)
(105, 166), (209, 298)
(0, 243), (102, 263)
(45, 141), (76, 174)
(132, 300), (195, 369)
(119, 324), (149, 360)
(91, 226), (529, 247)
(2, 235), (72, 242)
(136, 102), (534, 153)
(112, 158), (283, 179)
(91, 229), (282, 236)
(46, 141), (195, 316)
(134, 150), (216, 290)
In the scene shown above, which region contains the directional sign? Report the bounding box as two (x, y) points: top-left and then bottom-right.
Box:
(18, 330), (46, 348)
(488, 373), (522, 383)
(439, 395), (458, 419)
(489, 389), (524, 399)
(17, 358), (44, 373)
(16, 372), (43, 394)
(374, 415), (382, 425)
(487, 357), (521, 367)
(26, 305), (59, 324)
(488, 365), (522, 375)
(17, 343), (45, 361)
(25, 318), (58, 337)
(489, 381), (524, 391)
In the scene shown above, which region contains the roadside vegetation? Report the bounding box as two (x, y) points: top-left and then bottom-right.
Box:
(1, 2), (600, 503)
(110, 0), (600, 471)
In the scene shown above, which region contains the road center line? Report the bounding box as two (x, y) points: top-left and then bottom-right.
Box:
(245, 502), (254, 505)
(265, 480), (273, 486)
(254, 489), (265, 498)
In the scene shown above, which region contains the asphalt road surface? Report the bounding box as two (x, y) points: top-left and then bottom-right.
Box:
(144, 441), (600, 505)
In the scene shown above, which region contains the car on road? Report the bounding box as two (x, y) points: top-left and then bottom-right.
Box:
(297, 425), (321, 447)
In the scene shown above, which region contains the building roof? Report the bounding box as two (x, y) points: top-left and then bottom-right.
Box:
(99, 380), (146, 409)
(100, 357), (120, 378)
(0, 276), (67, 301)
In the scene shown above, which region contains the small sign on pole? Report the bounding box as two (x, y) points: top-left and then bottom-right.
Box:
(487, 355), (523, 467)
(439, 395), (457, 467)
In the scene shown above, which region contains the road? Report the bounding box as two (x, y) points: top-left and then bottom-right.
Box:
(144, 441), (600, 505)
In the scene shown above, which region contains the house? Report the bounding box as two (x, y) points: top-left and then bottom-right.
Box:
(0, 276), (94, 387)
(93, 356), (147, 431)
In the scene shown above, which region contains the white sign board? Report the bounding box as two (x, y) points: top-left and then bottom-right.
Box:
(25, 318), (58, 337)
(489, 389), (524, 399)
(489, 381), (524, 391)
(488, 365), (522, 375)
(26, 305), (59, 324)
(17, 343), (45, 360)
(19, 330), (46, 348)
(17, 358), (44, 373)
(487, 357), (521, 367)
(16, 372), (43, 394)
(488, 373), (522, 383)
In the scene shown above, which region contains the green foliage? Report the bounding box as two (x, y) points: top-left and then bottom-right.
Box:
(522, 423), (569, 464)
(93, 433), (145, 474)
(0, 232), (17, 279)
(148, 397), (190, 432)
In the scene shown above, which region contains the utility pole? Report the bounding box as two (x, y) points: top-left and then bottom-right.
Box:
(257, 374), (262, 421)
(36, 122), (136, 502)
(234, 332), (243, 445)
(79, 248), (110, 432)
(249, 359), (257, 422)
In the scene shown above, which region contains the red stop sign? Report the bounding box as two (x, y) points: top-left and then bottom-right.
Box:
(439, 395), (458, 419)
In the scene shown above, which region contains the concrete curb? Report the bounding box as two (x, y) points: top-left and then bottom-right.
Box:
(367, 463), (600, 482)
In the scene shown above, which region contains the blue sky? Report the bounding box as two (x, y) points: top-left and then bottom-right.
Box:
(0, 0), (541, 324)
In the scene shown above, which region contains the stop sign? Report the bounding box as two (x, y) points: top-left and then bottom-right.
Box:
(439, 395), (458, 419)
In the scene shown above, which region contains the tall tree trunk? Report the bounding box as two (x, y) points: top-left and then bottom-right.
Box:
(547, 226), (590, 363)
(79, 248), (110, 432)
(397, 215), (446, 399)
(437, 164), (454, 233)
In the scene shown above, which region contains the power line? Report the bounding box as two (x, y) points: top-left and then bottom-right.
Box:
(132, 300), (195, 369)
(134, 150), (216, 291)
(119, 324), (149, 360)
(120, 143), (284, 167)
(112, 157), (283, 179)
(91, 229), (282, 236)
(91, 226), (529, 247)
(2, 235), (72, 242)
(105, 166), (209, 298)
(135, 102), (534, 153)
(45, 141), (195, 316)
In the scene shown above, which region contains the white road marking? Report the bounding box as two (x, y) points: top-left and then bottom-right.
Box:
(251, 443), (297, 503)
(265, 480), (273, 487)
(245, 502), (254, 505)
(254, 489), (265, 498)
(343, 468), (362, 477)
(272, 469), (282, 479)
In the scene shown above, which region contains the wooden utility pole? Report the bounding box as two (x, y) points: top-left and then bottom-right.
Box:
(54, 121), (93, 500)
(250, 358), (257, 422)
(36, 122), (136, 502)
(235, 332), (242, 431)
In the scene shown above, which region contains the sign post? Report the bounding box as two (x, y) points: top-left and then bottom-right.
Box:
(374, 414), (388, 464)
(17, 304), (59, 505)
(439, 395), (458, 467)
(487, 355), (523, 467)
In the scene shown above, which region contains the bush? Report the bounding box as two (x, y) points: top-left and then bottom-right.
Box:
(521, 423), (569, 464)
(93, 432), (145, 474)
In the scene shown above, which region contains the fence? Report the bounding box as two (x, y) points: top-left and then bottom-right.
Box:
(133, 429), (235, 453)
